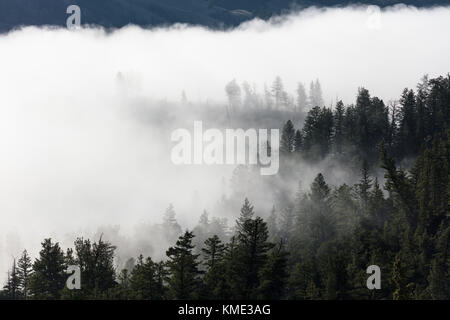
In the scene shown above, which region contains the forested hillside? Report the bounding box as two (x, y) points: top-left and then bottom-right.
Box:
(1, 0), (450, 32)
(1, 74), (448, 300)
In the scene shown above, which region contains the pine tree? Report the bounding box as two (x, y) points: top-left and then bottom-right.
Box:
(202, 235), (225, 269)
(308, 174), (335, 244)
(17, 250), (33, 300)
(368, 177), (390, 224)
(202, 236), (226, 299)
(130, 255), (166, 300)
(333, 100), (346, 155)
(237, 216), (274, 299)
(236, 198), (255, 232)
(414, 129), (449, 233)
(294, 129), (302, 153)
(280, 120), (295, 153)
(166, 231), (201, 299)
(3, 260), (20, 300)
(392, 254), (413, 300)
(30, 239), (67, 299)
(73, 237), (117, 298)
(427, 225), (450, 299)
(217, 236), (240, 299)
(257, 241), (289, 299)
(380, 144), (417, 228)
(278, 206), (295, 244)
(398, 88), (418, 157)
(357, 159), (373, 213)
(302, 106), (333, 159)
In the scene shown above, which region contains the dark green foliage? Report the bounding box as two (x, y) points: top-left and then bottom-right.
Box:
(17, 250), (33, 300)
(30, 239), (67, 300)
(257, 241), (289, 299)
(202, 235), (225, 269)
(236, 216), (274, 299)
(236, 197), (255, 232)
(128, 255), (166, 300)
(280, 120), (296, 153)
(166, 231), (201, 299)
(2, 260), (20, 300)
(71, 237), (117, 298)
(302, 106), (333, 160)
(294, 129), (303, 153)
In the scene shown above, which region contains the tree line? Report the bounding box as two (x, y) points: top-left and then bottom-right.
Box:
(1, 74), (448, 300)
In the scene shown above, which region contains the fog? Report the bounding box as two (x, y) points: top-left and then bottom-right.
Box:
(1, 5), (450, 281)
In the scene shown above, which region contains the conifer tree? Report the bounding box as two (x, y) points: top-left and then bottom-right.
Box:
(166, 231), (201, 299)
(236, 198), (255, 232)
(333, 100), (345, 154)
(294, 129), (302, 153)
(428, 225), (450, 299)
(30, 239), (67, 299)
(257, 241), (289, 299)
(398, 88), (418, 157)
(392, 254), (413, 300)
(202, 235), (225, 269)
(202, 236), (226, 299)
(357, 159), (372, 213)
(130, 255), (166, 300)
(236, 216), (274, 299)
(17, 250), (33, 300)
(280, 120), (295, 153)
(73, 237), (117, 298)
(3, 260), (20, 300)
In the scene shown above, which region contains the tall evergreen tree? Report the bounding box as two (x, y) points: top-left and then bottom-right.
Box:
(356, 159), (373, 213)
(280, 120), (296, 153)
(294, 129), (303, 153)
(72, 237), (117, 298)
(130, 255), (166, 300)
(333, 100), (345, 154)
(236, 216), (274, 299)
(166, 231), (201, 299)
(3, 260), (20, 300)
(202, 235), (225, 269)
(257, 241), (289, 299)
(427, 224), (450, 299)
(30, 239), (67, 300)
(236, 198), (255, 232)
(392, 254), (414, 300)
(17, 250), (33, 300)
(398, 88), (418, 157)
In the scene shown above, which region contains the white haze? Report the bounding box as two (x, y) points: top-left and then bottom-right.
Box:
(1, 5), (450, 281)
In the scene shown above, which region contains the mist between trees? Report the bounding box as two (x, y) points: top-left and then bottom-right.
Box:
(1, 74), (448, 300)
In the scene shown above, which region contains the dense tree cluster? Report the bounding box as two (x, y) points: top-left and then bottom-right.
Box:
(280, 75), (449, 164)
(1, 75), (448, 300)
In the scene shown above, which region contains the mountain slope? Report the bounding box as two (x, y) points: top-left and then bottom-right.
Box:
(1, 0), (449, 32)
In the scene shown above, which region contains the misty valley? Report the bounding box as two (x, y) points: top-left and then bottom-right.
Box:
(0, 5), (449, 303)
